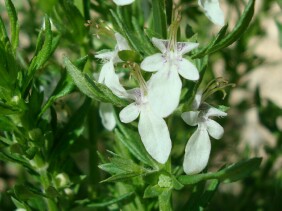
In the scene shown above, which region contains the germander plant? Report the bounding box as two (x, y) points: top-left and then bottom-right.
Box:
(1, 0), (272, 210)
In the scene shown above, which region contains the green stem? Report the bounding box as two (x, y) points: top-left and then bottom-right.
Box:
(33, 155), (58, 211)
(40, 171), (58, 211)
(87, 103), (100, 198)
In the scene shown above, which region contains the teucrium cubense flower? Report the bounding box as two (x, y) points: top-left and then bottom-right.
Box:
(113, 0), (134, 6)
(198, 0), (225, 26)
(119, 66), (172, 164)
(181, 92), (227, 175)
(141, 18), (199, 118)
(95, 33), (130, 98)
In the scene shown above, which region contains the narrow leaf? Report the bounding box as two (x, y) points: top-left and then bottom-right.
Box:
(192, 0), (256, 58)
(115, 125), (159, 169)
(85, 192), (135, 208)
(5, 0), (19, 52)
(64, 56), (128, 107)
(152, 0), (167, 38)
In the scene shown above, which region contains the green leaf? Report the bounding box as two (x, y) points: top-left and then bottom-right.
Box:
(39, 56), (88, 118)
(101, 172), (143, 183)
(118, 50), (142, 63)
(0, 151), (36, 174)
(178, 157), (262, 185)
(5, 0), (19, 53)
(152, 0), (167, 38)
(11, 197), (32, 210)
(219, 157), (262, 183)
(45, 186), (60, 198)
(192, 0), (256, 58)
(115, 125), (159, 169)
(80, 192), (135, 208)
(186, 179), (220, 211)
(144, 185), (164, 198)
(64, 56), (128, 107)
(159, 188), (172, 211)
(14, 185), (41, 200)
(0, 116), (17, 131)
(24, 15), (53, 93)
(0, 16), (9, 43)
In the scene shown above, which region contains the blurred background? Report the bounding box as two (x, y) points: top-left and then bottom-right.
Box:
(0, 0), (281, 210)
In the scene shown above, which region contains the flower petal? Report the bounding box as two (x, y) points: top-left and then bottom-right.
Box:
(193, 91), (203, 110)
(140, 53), (164, 72)
(183, 128), (211, 175)
(198, 0), (225, 26)
(148, 67), (182, 118)
(206, 105), (227, 118)
(177, 58), (199, 81)
(138, 106), (172, 164)
(115, 32), (130, 51)
(206, 119), (224, 139)
(113, 0), (134, 6)
(99, 103), (116, 131)
(95, 50), (114, 60)
(100, 61), (127, 98)
(119, 103), (140, 123)
(177, 42), (199, 55)
(181, 111), (200, 126)
(152, 37), (168, 54)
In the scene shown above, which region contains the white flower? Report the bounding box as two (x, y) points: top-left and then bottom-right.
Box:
(95, 33), (130, 98)
(99, 103), (116, 131)
(119, 87), (172, 164)
(141, 37), (199, 118)
(113, 0), (134, 6)
(198, 0), (225, 26)
(181, 92), (227, 175)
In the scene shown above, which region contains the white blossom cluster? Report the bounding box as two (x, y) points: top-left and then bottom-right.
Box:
(96, 0), (226, 175)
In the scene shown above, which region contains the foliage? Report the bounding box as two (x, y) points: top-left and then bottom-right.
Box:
(0, 0), (281, 210)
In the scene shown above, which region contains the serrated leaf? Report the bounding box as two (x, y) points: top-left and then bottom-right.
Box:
(101, 172), (143, 183)
(99, 163), (127, 175)
(64, 56), (128, 107)
(24, 15), (53, 93)
(192, 0), (256, 58)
